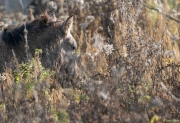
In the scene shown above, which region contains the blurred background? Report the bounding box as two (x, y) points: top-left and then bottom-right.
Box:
(0, 0), (31, 12)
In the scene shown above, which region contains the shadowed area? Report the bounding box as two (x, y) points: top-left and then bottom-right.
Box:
(0, 13), (77, 83)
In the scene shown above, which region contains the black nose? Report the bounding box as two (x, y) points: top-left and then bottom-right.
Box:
(72, 46), (76, 50)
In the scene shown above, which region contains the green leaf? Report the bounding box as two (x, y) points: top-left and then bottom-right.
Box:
(145, 95), (151, 102)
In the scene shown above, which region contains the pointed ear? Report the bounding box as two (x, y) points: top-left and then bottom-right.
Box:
(62, 15), (74, 34)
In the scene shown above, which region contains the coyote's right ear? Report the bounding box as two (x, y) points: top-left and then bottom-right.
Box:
(62, 15), (74, 34)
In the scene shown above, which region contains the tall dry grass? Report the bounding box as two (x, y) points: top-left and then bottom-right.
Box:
(0, 0), (180, 122)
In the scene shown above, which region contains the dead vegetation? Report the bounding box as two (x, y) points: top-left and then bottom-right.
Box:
(0, 0), (180, 122)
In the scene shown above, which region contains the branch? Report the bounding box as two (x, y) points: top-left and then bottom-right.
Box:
(143, 2), (180, 23)
(160, 82), (180, 102)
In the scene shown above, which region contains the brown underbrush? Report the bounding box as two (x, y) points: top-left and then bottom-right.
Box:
(0, 0), (180, 122)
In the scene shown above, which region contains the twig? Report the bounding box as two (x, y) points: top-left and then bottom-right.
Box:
(142, 2), (180, 23)
(160, 82), (180, 102)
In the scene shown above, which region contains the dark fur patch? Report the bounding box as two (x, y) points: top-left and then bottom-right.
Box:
(2, 25), (25, 46)
(39, 14), (50, 25)
(2, 14), (51, 46)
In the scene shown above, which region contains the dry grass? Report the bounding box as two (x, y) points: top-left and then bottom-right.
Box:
(0, 0), (180, 122)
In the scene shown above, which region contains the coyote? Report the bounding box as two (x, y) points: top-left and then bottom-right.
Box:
(0, 13), (77, 77)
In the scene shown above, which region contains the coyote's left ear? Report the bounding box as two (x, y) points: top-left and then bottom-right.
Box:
(62, 15), (74, 34)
